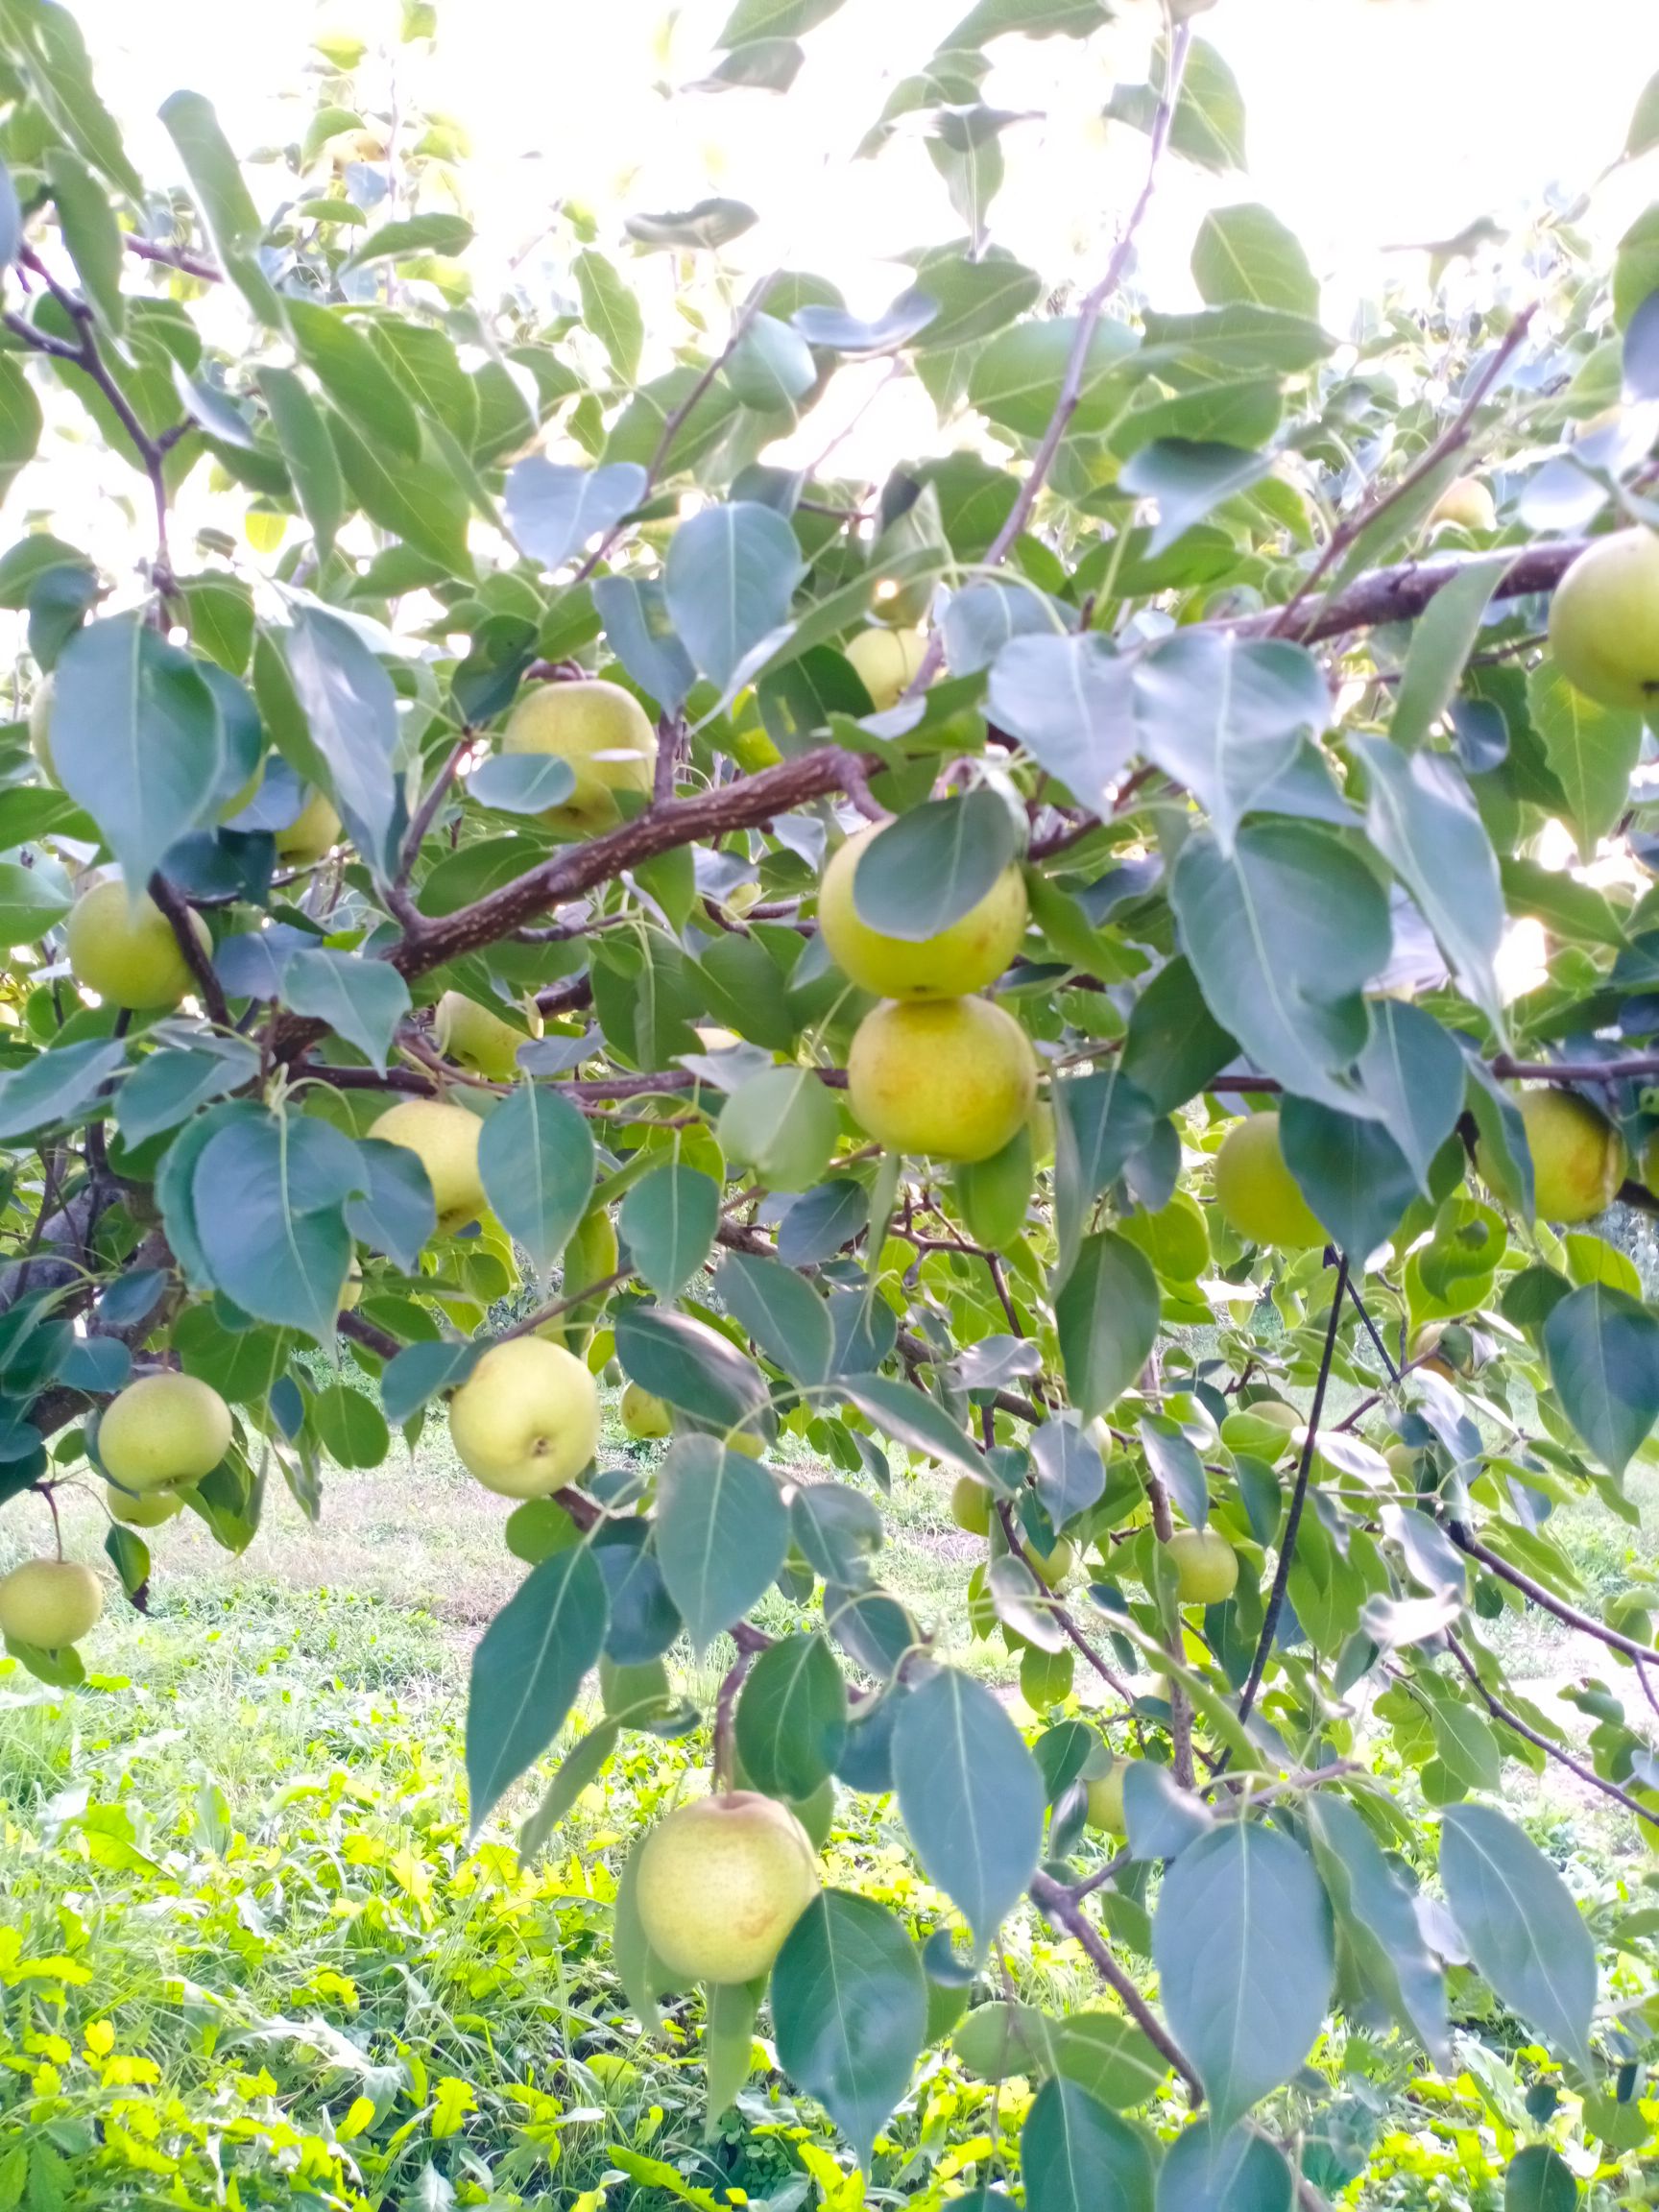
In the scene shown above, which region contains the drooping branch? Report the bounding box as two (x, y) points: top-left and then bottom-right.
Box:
(1445, 1629), (1655, 1823)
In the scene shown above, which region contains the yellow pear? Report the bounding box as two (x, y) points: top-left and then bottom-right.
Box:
(1027, 1536), (1075, 1591)
(275, 789), (342, 863)
(847, 997), (1036, 1163)
(448, 1336), (600, 1497)
(819, 824), (1027, 998)
(1483, 1088), (1625, 1223)
(620, 1382), (673, 1439)
(501, 679), (657, 832)
(846, 627), (927, 711)
(372, 1098), (487, 1233)
(100, 1373), (232, 1492)
(635, 1791), (820, 1984)
(434, 991), (541, 1081)
(66, 879), (212, 1011)
(1429, 476), (1497, 533)
(1548, 529), (1659, 711)
(0, 1558), (103, 1647)
(1085, 1761), (1129, 1834)
(107, 1481), (186, 1527)
(1212, 1112), (1325, 1250)
(1165, 1528), (1239, 1605)
(950, 1473), (993, 1535)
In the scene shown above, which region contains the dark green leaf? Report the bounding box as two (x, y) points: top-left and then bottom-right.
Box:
(1055, 1232), (1160, 1423)
(280, 604), (404, 881)
(664, 501), (805, 691)
(1279, 1100), (1412, 1261)
(1117, 439), (1273, 555)
(191, 1111), (359, 1342)
(1118, 956), (1237, 1118)
(1527, 659), (1643, 864)
(347, 1137), (438, 1271)
(1155, 2122), (1290, 2212)
(280, 950), (409, 1071)
(1153, 1822), (1334, 2133)
(1307, 1794), (1449, 2067)
(1350, 1000), (1467, 1191)
(465, 1545), (608, 1833)
(1030, 1415), (1106, 1527)
(654, 1434), (788, 1651)
(310, 1382), (389, 1469)
(118, 1039), (259, 1146)
(477, 1085), (596, 1276)
(1191, 203), (1318, 319)
(624, 199), (758, 251)
(1505, 2145), (1579, 2212)
(518, 1719), (619, 1864)
(986, 633), (1136, 808)
(468, 753), (578, 815)
(45, 147), (124, 332)
(1133, 633), (1329, 854)
(717, 1066), (841, 1192)
(257, 366), (345, 554)
(1439, 1803), (1596, 2073)
(159, 90), (281, 323)
(735, 1632), (848, 1797)
(620, 1164), (719, 1301)
(851, 791), (1017, 941)
(286, 299), (421, 458)
(838, 1372), (983, 1478)
(614, 1304), (769, 1429)
(0, 1038), (125, 1143)
(1545, 1282), (1659, 1476)
(772, 1889), (926, 2170)
(1355, 736), (1505, 1031)
(716, 1251), (837, 1385)
(1022, 2078), (1155, 2212)
(892, 1665), (1044, 1948)
(327, 408), (473, 572)
(591, 575), (696, 715)
(505, 457), (647, 572)
(344, 212), (474, 267)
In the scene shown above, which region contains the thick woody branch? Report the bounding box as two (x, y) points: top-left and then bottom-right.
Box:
(149, 874), (230, 1027)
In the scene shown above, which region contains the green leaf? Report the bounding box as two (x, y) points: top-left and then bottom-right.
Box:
(911, 248), (1043, 351)
(1544, 1282), (1659, 1476)
(1350, 999), (1468, 1191)
(158, 91), (280, 324)
(664, 501), (805, 691)
(726, 311), (817, 409)
(1132, 632), (1329, 854)
(0, 1037), (125, 1142)
(613, 1827), (669, 2033)
(1169, 36), (1246, 170)
(517, 1719), (620, 1863)
(1022, 2078), (1155, 2212)
(1171, 822), (1390, 1113)
(625, 197), (759, 250)
(838, 1372), (983, 1478)
(52, 611), (223, 892)
(343, 212), (474, 268)
(1439, 1803), (1597, 2074)
(1029, 1415), (1106, 1527)
(257, 367), (345, 555)
(348, 1138), (438, 1271)
(469, 753), (578, 815)
(1627, 70), (1659, 159)
(310, 1382), (389, 1469)
(717, 0), (845, 37)
(326, 407), (474, 573)
(1055, 1231), (1160, 1423)
(986, 632), (1137, 807)
(717, 1067), (841, 1193)
(892, 1665), (1044, 1949)
(465, 1545), (608, 1834)
(118, 1038), (259, 1147)
(620, 1164), (719, 1301)
(280, 604), (404, 881)
(567, 249), (643, 382)
(280, 950), (410, 1072)
(1505, 2145), (1579, 2212)
(704, 1976), (765, 2129)
(1279, 1098), (1413, 1262)
(1155, 2122), (1291, 2212)
(5, 0), (141, 197)
(1118, 956), (1236, 1118)
(735, 1631), (848, 1798)
(968, 315), (1138, 438)
(1190, 204), (1318, 319)
(505, 456), (647, 572)
(654, 1434), (788, 1651)
(703, 36), (805, 91)
(772, 1890), (927, 2171)
(0, 854), (68, 940)
(1117, 439), (1274, 556)
(477, 1085), (596, 1276)
(851, 791), (1018, 941)
(1152, 1821), (1334, 2133)
(45, 148), (124, 333)
(592, 575), (696, 715)
(716, 1252), (836, 1385)
(1389, 552), (1511, 754)
(614, 1304), (769, 1429)
(286, 299), (421, 459)
(191, 1110), (359, 1342)
(381, 1338), (477, 1428)
(1527, 658), (1643, 864)
(179, 572), (254, 674)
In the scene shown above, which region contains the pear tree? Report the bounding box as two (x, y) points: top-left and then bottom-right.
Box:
(4, 0), (1659, 2199)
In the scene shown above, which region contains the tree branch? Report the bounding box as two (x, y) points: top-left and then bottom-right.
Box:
(149, 874), (229, 1027)
(1028, 1870), (1200, 2103)
(1445, 1629), (1656, 1824)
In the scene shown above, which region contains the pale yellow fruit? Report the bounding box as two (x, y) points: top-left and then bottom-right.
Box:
(846, 626), (927, 712)
(1165, 1528), (1239, 1606)
(621, 1382), (672, 1439)
(435, 991), (541, 1082)
(339, 1261), (362, 1313)
(1429, 476), (1497, 533)
(0, 1558), (103, 1647)
(1212, 1112), (1325, 1251)
(1484, 1089), (1625, 1223)
(819, 824), (1027, 999)
(372, 1098), (487, 1233)
(636, 1791), (820, 1984)
(29, 676), (55, 781)
(950, 1473), (993, 1535)
(847, 998), (1036, 1164)
(1548, 529), (1659, 712)
(275, 789), (342, 863)
(100, 1373), (232, 1493)
(66, 879), (211, 1011)
(1028, 1536), (1075, 1591)
(1085, 1762), (1129, 1834)
(107, 1481), (186, 1527)
(501, 679), (657, 832)
(448, 1336), (600, 1497)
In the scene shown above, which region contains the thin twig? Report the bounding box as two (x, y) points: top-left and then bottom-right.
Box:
(1028, 1871), (1200, 2103)
(398, 736), (471, 885)
(1238, 1254), (1349, 1727)
(148, 875), (230, 1027)
(1446, 1630), (1655, 1823)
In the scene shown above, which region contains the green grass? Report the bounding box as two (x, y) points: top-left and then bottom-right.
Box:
(0, 1383), (1648, 2208)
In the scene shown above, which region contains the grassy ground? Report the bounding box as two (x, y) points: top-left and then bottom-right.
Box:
(2, 1383), (1655, 2207)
